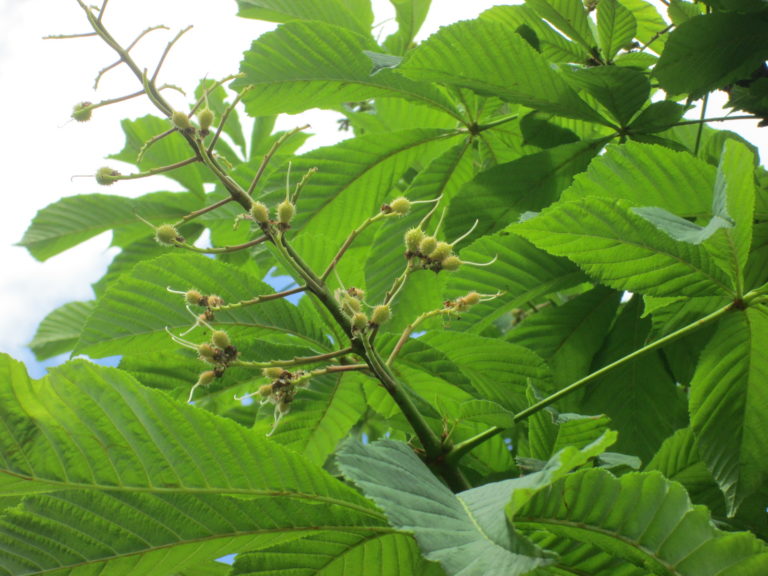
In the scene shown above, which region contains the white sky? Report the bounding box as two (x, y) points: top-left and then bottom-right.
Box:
(0, 0), (765, 378)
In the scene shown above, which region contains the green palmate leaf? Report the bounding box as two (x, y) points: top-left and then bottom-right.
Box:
(563, 66), (649, 127)
(646, 427), (726, 516)
(233, 532), (445, 576)
(619, 0), (669, 54)
(528, 402), (613, 462)
(598, 0), (638, 61)
(261, 128), (458, 271)
(109, 116), (212, 197)
(668, 0), (705, 25)
(562, 141), (716, 215)
(480, 4), (589, 64)
(29, 300), (94, 361)
(18, 191), (200, 261)
(76, 252), (330, 357)
(399, 19), (604, 122)
(526, 0), (596, 51)
(628, 100), (687, 134)
(704, 140), (756, 294)
(581, 297), (688, 463)
(0, 354), (370, 503)
(233, 21), (457, 118)
(631, 206), (733, 244)
(400, 332), (553, 413)
(516, 196), (735, 297)
(0, 491), (387, 576)
(385, 0), (432, 55)
(445, 226), (587, 332)
(513, 468), (768, 575)
(453, 399), (517, 429)
(445, 140), (604, 241)
(507, 287), (621, 389)
(237, 0), (373, 34)
(690, 306), (768, 515)
(654, 13), (768, 97)
(519, 111), (580, 148)
(336, 439), (559, 576)
(252, 372), (367, 467)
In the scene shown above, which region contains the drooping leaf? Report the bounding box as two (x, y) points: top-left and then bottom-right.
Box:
(76, 252), (330, 357)
(336, 439), (560, 576)
(507, 287), (621, 389)
(480, 4), (590, 64)
(232, 532), (445, 576)
(689, 306), (768, 515)
(513, 468), (768, 575)
(580, 297), (688, 463)
(29, 301), (94, 361)
(628, 100), (688, 134)
(668, 0), (705, 25)
(399, 332), (553, 413)
(233, 21), (458, 118)
(18, 192), (200, 262)
(618, 0), (669, 54)
(526, 0), (596, 51)
(562, 141), (716, 215)
(563, 66), (649, 127)
(515, 196), (735, 297)
(445, 139), (605, 241)
(0, 490), (386, 576)
(654, 12), (768, 98)
(704, 140), (757, 294)
(236, 0), (374, 34)
(631, 205), (733, 244)
(385, 0), (432, 55)
(0, 354), (369, 502)
(597, 0), (638, 61)
(399, 19), (604, 122)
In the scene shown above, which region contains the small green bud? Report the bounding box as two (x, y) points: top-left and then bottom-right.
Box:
(197, 343), (216, 363)
(277, 199), (295, 226)
(428, 241), (452, 262)
(211, 330), (231, 349)
(405, 228), (425, 253)
(196, 370), (217, 387)
(72, 102), (92, 122)
(419, 235), (438, 256)
(258, 383), (274, 398)
(197, 108), (214, 132)
(171, 110), (192, 131)
(155, 223), (182, 246)
(351, 312), (369, 332)
(262, 367), (285, 379)
(206, 294), (225, 308)
(441, 255), (461, 271)
(185, 289), (204, 306)
(388, 197), (411, 215)
(95, 166), (120, 186)
(455, 291), (481, 311)
(370, 304), (391, 326)
(341, 294), (362, 316)
(250, 201), (270, 224)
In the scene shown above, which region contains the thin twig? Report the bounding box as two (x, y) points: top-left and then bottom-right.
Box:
(152, 25), (193, 84)
(177, 197), (234, 225)
(246, 125), (309, 197)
